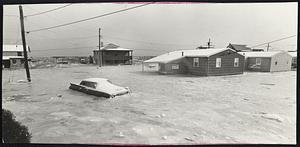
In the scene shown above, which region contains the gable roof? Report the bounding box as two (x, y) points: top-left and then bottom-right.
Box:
(144, 48), (234, 63)
(94, 43), (132, 51)
(239, 51), (286, 58)
(3, 45), (28, 52)
(227, 44), (251, 51)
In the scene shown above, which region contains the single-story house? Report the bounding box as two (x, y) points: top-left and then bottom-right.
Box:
(227, 43), (252, 52)
(240, 51), (292, 72)
(93, 43), (133, 66)
(288, 51), (297, 69)
(2, 45), (30, 69)
(144, 48), (245, 76)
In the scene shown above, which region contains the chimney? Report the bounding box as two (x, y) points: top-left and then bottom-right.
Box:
(182, 52), (184, 56)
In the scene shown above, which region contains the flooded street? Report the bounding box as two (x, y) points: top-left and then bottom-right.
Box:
(2, 64), (296, 144)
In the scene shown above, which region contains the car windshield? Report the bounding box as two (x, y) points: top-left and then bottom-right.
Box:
(80, 81), (97, 89)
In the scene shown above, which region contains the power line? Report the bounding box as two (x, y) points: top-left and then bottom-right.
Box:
(31, 46), (96, 52)
(25, 4), (72, 17)
(27, 2), (154, 33)
(250, 35), (296, 48)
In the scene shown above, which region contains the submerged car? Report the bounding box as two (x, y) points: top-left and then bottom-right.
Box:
(69, 78), (130, 98)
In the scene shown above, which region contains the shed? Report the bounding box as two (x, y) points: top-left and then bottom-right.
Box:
(144, 48), (245, 76)
(240, 51), (292, 72)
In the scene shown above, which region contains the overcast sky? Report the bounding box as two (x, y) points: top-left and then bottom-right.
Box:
(3, 2), (298, 57)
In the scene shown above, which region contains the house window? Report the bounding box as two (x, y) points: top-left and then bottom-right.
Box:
(171, 64), (179, 70)
(256, 58), (261, 65)
(129, 51), (132, 56)
(17, 52), (22, 56)
(12, 59), (17, 65)
(193, 58), (199, 67)
(216, 58), (221, 68)
(234, 58), (239, 67)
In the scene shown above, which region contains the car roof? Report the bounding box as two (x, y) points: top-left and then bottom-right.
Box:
(82, 78), (109, 83)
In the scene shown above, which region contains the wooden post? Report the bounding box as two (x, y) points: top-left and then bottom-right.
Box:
(19, 5), (31, 82)
(142, 61), (144, 72)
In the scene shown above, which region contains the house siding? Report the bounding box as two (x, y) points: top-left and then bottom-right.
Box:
(208, 50), (244, 76)
(246, 57), (271, 72)
(93, 50), (132, 65)
(270, 52), (292, 72)
(184, 57), (208, 76)
(158, 58), (187, 74)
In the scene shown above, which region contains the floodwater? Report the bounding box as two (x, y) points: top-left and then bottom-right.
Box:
(2, 64), (296, 144)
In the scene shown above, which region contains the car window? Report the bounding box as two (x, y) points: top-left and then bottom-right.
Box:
(80, 81), (97, 89)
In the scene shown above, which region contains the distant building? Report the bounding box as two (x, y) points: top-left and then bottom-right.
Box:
(51, 56), (90, 64)
(144, 48), (245, 76)
(240, 51), (292, 72)
(2, 45), (29, 69)
(227, 43), (252, 52)
(288, 51), (297, 69)
(251, 48), (265, 52)
(93, 43), (133, 66)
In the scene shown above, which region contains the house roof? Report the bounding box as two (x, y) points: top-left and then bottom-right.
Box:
(3, 45), (28, 52)
(144, 48), (234, 63)
(93, 43), (132, 51)
(288, 52), (297, 57)
(239, 51), (285, 58)
(228, 44), (251, 51)
(3, 56), (24, 60)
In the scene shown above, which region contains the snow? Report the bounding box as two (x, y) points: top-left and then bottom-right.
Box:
(2, 65), (296, 144)
(239, 51), (285, 58)
(144, 48), (232, 63)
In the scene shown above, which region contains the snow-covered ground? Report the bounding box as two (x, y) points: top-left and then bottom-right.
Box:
(2, 64), (296, 144)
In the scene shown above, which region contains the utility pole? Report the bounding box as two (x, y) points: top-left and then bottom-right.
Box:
(98, 28), (101, 67)
(207, 38), (212, 49)
(19, 5), (31, 82)
(267, 43), (270, 51)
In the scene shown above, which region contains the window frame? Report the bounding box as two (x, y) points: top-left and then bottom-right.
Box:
(216, 58), (221, 68)
(171, 64), (179, 70)
(256, 58), (261, 65)
(234, 58), (239, 67)
(193, 58), (199, 67)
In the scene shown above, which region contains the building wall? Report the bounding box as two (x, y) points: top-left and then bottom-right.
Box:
(291, 57), (297, 68)
(184, 57), (208, 76)
(3, 51), (20, 56)
(9, 59), (23, 69)
(93, 50), (132, 65)
(270, 52), (292, 72)
(158, 58), (187, 74)
(246, 57), (271, 72)
(207, 49), (244, 76)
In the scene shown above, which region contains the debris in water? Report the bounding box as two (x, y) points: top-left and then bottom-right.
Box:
(17, 80), (27, 83)
(184, 137), (194, 142)
(162, 136), (167, 140)
(57, 94), (62, 97)
(160, 113), (166, 117)
(118, 132), (124, 137)
(193, 133), (199, 137)
(260, 83), (275, 86)
(243, 98), (249, 101)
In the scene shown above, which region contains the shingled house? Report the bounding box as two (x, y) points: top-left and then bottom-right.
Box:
(93, 43), (133, 66)
(144, 48), (245, 76)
